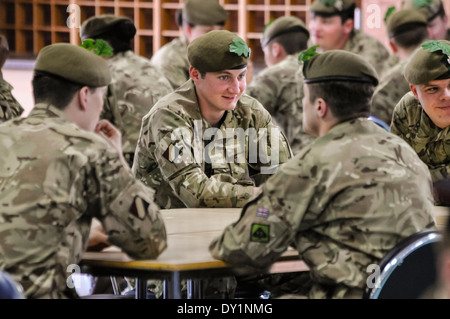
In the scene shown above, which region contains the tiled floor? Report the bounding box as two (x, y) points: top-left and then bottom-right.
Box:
(3, 59), (35, 117)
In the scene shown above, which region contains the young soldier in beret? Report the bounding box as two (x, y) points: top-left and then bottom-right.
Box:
(133, 29), (291, 298)
(210, 49), (436, 299)
(390, 40), (450, 204)
(80, 14), (173, 166)
(151, 0), (229, 89)
(133, 30), (292, 210)
(371, 9), (429, 126)
(245, 16), (315, 155)
(0, 43), (167, 299)
(308, 0), (389, 77)
(403, 0), (450, 41)
(0, 35), (24, 122)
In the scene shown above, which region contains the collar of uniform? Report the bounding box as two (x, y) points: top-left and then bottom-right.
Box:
(27, 103), (67, 120)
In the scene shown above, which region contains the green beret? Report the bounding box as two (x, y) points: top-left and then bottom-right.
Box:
(34, 43), (111, 87)
(404, 40), (450, 85)
(302, 49), (378, 85)
(310, 0), (355, 15)
(261, 16), (309, 47)
(80, 14), (132, 40)
(188, 30), (250, 73)
(402, 0), (445, 21)
(182, 0), (228, 26)
(386, 9), (427, 38)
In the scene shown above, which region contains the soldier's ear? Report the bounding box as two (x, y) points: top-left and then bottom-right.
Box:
(410, 84), (419, 100)
(189, 66), (200, 82)
(78, 86), (90, 111)
(316, 98), (327, 118)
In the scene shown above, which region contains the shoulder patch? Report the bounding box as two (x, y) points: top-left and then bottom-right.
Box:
(250, 223), (270, 243)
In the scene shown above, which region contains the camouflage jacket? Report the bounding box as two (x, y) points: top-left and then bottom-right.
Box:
(391, 92), (450, 183)
(371, 59), (410, 125)
(342, 29), (390, 78)
(210, 118), (436, 299)
(0, 76), (24, 122)
(0, 104), (167, 299)
(132, 80), (293, 209)
(245, 54), (316, 155)
(150, 36), (190, 90)
(104, 50), (173, 157)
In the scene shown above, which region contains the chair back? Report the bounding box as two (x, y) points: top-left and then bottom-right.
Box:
(365, 230), (441, 299)
(0, 271), (25, 299)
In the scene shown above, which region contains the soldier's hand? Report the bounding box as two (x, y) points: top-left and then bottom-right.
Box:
(0, 35), (9, 70)
(87, 220), (110, 252)
(95, 119), (123, 153)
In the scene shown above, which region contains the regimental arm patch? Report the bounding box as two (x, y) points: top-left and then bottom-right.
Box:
(250, 223), (270, 243)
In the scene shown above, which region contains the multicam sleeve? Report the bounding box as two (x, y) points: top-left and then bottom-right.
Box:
(0, 78), (24, 122)
(150, 108), (255, 208)
(95, 146), (167, 260)
(209, 157), (311, 268)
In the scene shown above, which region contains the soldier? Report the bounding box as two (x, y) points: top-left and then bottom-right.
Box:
(0, 43), (167, 299)
(371, 9), (429, 126)
(308, 0), (389, 77)
(0, 35), (24, 122)
(209, 49), (436, 299)
(403, 0), (450, 41)
(133, 30), (292, 210)
(390, 40), (450, 202)
(150, 0), (228, 89)
(245, 16), (315, 155)
(80, 15), (173, 166)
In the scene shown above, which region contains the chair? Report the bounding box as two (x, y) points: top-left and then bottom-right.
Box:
(368, 115), (390, 132)
(364, 230), (442, 299)
(0, 271), (25, 299)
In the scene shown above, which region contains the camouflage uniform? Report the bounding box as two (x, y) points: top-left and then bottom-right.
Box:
(342, 29), (390, 77)
(150, 36), (190, 90)
(132, 79), (292, 209)
(390, 92), (450, 184)
(104, 50), (173, 162)
(0, 76), (24, 122)
(245, 55), (316, 155)
(210, 117), (436, 299)
(371, 59), (410, 125)
(0, 103), (167, 299)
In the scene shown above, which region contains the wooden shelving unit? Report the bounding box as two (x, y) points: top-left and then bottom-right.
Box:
(0, 0), (314, 64)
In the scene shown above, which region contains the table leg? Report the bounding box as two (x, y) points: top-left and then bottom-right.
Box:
(135, 277), (147, 299)
(187, 279), (203, 299)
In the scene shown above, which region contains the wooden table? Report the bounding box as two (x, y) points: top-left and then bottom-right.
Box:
(81, 208), (307, 299)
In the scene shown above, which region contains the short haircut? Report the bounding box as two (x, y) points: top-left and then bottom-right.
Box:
(306, 80), (375, 121)
(312, 4), (356, 24)
(32, 71), (96, 110)
(391, 25), (428, 50)
(268, 31), (309, 54)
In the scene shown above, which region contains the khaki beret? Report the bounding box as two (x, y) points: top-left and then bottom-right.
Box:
(34, 43), (111, 87)
(302, 49), (378, 85)
(261, 16), (309, 47)
(188, 30), (250, 73)
(404, 40), (450, 85)
(386, 9), (427, 38)
(402, 0), (445, 21)
(182, 0), (228, 26)
(80, 14), (132, 40)
(310, 0), (355, 15)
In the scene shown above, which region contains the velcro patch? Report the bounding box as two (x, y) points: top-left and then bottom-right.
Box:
(250, 223), (270, 243)
(256, 207), (269, 218)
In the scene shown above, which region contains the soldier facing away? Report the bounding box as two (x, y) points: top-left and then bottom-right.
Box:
(209, 49), (436, 299)
(245, 16), (315, 155)
(0, 43), (167, 299)
(80, 15), (173, 166)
